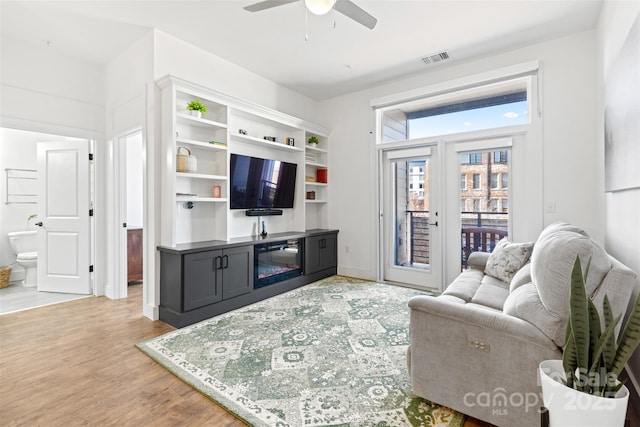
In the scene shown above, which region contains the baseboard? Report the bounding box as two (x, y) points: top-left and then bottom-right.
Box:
(337, 266), (376, 281)
(143, 303), (159, 321)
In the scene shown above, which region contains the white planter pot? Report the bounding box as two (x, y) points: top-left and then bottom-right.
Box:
(190, 110), (202, 118)
(539, 360), (629, 427)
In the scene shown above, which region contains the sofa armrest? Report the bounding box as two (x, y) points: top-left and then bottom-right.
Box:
(408, 295), (558, 350)
(467, 251), (490, 271)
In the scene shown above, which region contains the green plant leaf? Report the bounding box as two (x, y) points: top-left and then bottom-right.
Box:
(602, 295), (617, 371)
(569, 256), (590, 381)
(588, 297), (601, 368)
(611, 292), (640, 377)
(562, 328), (577, 388)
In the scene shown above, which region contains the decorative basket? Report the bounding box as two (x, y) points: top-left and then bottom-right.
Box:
(0, 266), (11, 289)
(176, 146), (197, 173)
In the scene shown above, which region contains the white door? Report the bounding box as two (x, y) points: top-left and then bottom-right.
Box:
(381, 145), (442, 290)
(36, 140), (91, 294)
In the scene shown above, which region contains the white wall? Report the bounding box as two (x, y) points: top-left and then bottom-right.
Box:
(126, 132), (144, 227)
(597, 0), (640, 401)
(0, 37), (104, 137)
(153, 31), (321, 123)
(321, 30), (602, 281)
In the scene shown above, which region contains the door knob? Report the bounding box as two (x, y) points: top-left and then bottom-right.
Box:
(35, 222), (43, 227)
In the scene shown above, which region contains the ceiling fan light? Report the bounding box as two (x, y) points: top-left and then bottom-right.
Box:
(304, 0), (336, 15)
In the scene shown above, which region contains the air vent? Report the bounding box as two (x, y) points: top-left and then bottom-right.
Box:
(421, 51), (450, 65)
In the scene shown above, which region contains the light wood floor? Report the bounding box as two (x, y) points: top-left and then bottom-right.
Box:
(0, 284), (493, 426)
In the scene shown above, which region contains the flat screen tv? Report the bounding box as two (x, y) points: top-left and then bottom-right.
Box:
(229, 153), (297, 209)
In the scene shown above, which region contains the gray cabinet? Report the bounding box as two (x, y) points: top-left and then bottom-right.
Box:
(305, 232), (338, 275)
(221, 245), (253, 299)
(184, 250), (222, 311)
(182, 245), (253, 311)
(159, 229), (337, 328)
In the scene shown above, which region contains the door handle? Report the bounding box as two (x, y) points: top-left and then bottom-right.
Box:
(430, 221), (438, 226)
(35, 222), (43, 227)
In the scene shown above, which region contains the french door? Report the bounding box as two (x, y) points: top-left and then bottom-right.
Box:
(381, 146), (441, 290)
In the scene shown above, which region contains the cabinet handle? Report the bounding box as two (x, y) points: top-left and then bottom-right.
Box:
(215, 256), (223, 270)
(223, 255), (229, 269)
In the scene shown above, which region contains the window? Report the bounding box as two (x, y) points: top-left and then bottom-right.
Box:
(461, 153), (482, 164)
(493, 151), (509, 163)
(461, 199), (466, 210)
(502, 198), (509, 212)
(460, 174), (467, 190)
(491, 173), (499, 189)
(473, 199), (480, 211)
(472, 174), (481, 189)
(419, 183), (424, 189)
(501, 173), (509, 189)
(490, 199), (499, 212)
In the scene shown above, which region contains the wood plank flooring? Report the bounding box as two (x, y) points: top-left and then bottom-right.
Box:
(0, 284), (493, 426)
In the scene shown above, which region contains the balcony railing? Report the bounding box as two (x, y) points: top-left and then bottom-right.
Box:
(405, 210), (508, 268)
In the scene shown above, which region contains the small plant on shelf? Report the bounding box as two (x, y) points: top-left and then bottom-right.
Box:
(308, 136), (319, 145)
(186, 100), (207, 117)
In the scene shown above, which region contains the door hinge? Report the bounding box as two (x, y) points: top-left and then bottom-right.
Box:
(89, 153), (94, 161)
(89, 265), (94, 273)
(89, 209), (94, 216)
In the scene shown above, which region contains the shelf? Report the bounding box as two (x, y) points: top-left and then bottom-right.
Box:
(305, 200), (327, 204)
(231, 133), (303, 152)
(305, 145), (327, 153)
(305, 182), (328, 187)
(176, 172), (227, 180)
(305, 161), (328, 168)
(177, 112), (227, 130)
(176, 197), (228, 203)
(176, 137), (227, 151)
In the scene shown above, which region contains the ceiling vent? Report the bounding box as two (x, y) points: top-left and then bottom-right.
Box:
(422, 51), (450, 65)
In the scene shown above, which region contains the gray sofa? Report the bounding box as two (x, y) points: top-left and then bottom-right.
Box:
(407, 222), (638, 427)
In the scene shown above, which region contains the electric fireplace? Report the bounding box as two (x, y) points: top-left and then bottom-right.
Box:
(254, 238), (303, 288)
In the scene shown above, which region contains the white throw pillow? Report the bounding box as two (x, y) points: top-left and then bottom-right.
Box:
(484, 238), (534, 283)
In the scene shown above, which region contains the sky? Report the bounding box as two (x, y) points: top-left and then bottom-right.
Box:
(408, 100), (529, 138)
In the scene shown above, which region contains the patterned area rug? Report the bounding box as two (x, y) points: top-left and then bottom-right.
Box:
(137, 276), (465, 427)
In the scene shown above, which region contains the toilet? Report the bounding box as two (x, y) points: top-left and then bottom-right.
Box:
(8, 230), (38, 287)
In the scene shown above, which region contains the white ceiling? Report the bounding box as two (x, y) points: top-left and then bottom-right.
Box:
(0, 0), (603, 101)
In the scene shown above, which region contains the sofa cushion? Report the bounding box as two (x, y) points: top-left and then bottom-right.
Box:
(510, 262), (532, 292)
(484, 238), (533, 283)
(442, 268), (509, 311)
(522, 227), (611, 346)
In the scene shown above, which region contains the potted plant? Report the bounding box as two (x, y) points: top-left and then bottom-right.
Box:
(539, 256), (640, 427)
(307, 135), (319, 146)
(186, 100), (207, 118)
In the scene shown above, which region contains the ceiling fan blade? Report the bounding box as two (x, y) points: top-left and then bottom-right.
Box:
(333, 0), (377, 29)
(244, 0), (300, 13)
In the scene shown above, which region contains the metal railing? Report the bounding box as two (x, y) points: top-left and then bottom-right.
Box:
(404, 210), (508, 267)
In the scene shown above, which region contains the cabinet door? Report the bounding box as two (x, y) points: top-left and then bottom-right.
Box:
(321, 233), (338, 270)
(305, 235), (324, 275)
(222, 245), (254, 299)
(305, 233), (338, 275)
(184, 250), (222, 311)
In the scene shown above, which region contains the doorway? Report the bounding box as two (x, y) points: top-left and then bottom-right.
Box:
(381, 145), (442, 290)
(114, 129), (144, 299)
(0, 127), (94, 313)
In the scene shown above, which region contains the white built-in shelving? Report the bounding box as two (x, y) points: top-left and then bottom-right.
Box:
(158, 75), (330, 247)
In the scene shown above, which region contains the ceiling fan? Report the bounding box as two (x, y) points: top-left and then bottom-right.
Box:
(244, 0), (377, 30)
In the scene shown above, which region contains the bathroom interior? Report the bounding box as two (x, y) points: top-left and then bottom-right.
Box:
(0, 127), (143, 314)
